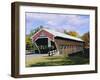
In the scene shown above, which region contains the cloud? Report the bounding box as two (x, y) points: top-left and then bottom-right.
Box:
(26, 12), (89, 35)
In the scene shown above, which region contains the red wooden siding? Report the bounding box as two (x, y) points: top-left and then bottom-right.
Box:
(32, 30), (54, 41)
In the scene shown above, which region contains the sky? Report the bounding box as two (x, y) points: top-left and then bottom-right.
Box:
(25, 12), (90, 36)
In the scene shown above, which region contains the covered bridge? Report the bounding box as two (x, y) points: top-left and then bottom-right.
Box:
(31, 28), (84, 55)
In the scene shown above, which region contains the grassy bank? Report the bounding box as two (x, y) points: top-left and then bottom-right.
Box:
(26, 49), (89, 67)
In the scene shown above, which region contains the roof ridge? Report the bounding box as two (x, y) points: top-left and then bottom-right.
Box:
(42, 28), (83, 42)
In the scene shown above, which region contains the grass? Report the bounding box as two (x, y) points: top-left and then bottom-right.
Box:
(25, 50), (89, 67)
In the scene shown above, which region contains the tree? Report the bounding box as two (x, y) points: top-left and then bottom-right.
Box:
(39, 25), (44, 29)
(26, 35), (33, 50)
(63, 30), (68, 34)
(29, 29), (36, 37)
(29, 25), (44, 36)
(64, 30), (79, 38)
(81, 32), (89, 48)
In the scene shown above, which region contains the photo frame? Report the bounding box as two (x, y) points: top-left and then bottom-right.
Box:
(11, 2), (98, 78)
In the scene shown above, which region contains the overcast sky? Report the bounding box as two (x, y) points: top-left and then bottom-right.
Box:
(25, 12), (90, 36)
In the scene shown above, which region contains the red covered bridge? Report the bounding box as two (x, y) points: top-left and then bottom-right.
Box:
(31, 28), (84, 55)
